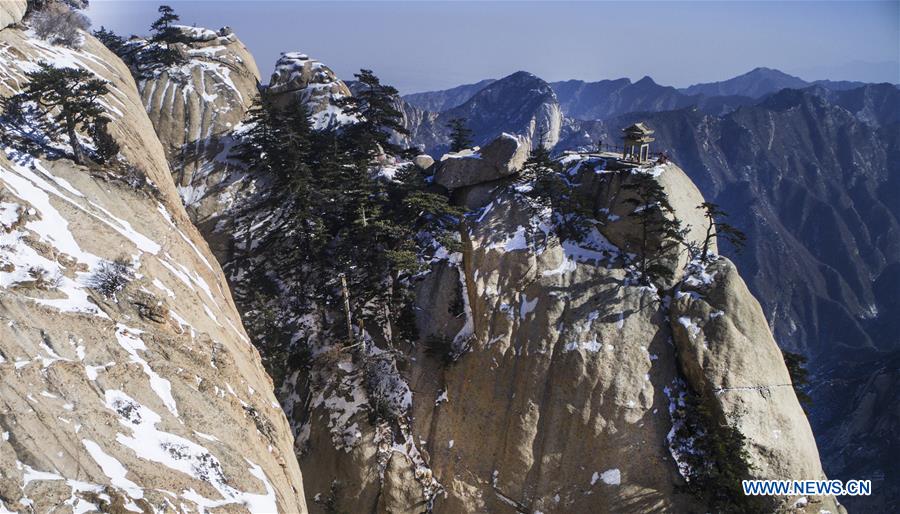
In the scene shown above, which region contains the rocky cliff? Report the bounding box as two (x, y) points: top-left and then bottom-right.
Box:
(0, 11), (306, 513)
(120, 20), (849, 512)
(565, 85), (900, 511)
(245, 156), (842, 513)
(267, 51), (353, 129)
(125, 24), (261, 226)
(158, 107), (840, 514)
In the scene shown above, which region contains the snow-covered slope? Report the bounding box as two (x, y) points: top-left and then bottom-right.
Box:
(0, 18), (306, 514)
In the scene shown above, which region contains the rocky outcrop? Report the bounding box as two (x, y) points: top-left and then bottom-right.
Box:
(589, 161), (714, 284)
(123, 23), (266, 264)
(131, 25), (260, 217)
(413, 154), (435, 170)
(566, 88), (900, 509)
(433, 133), (528, 189)
(0, 22), (306, 513)
(0, 0), (25, 29)
(255, 154), (838, 513)
(670, 258), (841, 513)
(268, 51), (353, 129)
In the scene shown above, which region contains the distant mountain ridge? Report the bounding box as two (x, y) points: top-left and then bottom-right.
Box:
(679, 67), (810, 97)
(402, 78), (496, 112)
(401, 67), (892, 123)
(551, 75), (754, 120)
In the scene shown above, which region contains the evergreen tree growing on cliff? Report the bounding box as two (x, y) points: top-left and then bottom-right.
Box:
(143, 5), (185, 68)
(232, 92), (279, 172)
(92, 26), (126, 55)
(697, 202), (746, 263)
(337, 69), (410, 160)
(3, 62), (111, 165)
(673, 390), (772, 514)
(623, 172), (687, 285)
(782, 350), (813, 414)
(150, 5), (179, 40)
(88, 115), (120, 164)
(520, 136), (592, 241)
(446, 117), (473, 152)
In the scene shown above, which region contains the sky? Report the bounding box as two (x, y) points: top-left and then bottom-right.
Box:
(86, 1), (900, 94)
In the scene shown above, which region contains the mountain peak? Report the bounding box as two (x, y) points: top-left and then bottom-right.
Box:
(503, 70), (543, 82)
(680, 67), (809, 98)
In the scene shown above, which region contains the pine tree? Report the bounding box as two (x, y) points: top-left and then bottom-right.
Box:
(140, 4), (185, 71)
(232, 92), (280, 173)
(3, 62), (111, 164)
(337, 69), (409, 160)
(150, 5), (179, 41)
(782, 351), (813, 414)
(623, 172), (686, 285)
(88, 116), (120, 164)
(92, 26), (126, 55)
(280, 100), (315, 190)
(519, 138), (592, 242)
(697, 202), (746, 263)
(446, 117), (473, 152)
(673, 391), (771, 514)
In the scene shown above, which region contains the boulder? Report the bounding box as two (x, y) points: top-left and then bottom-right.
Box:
(413, 154), (434, 170)
(433, 133), (528, 189)
(0, 0), (25, 30)
(169, 24), (219, 42)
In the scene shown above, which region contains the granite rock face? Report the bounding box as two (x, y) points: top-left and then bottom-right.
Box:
(0, 0), (25, 29)
(670, 258), (842, 514)
(129, 25), (261, 223)
(124, 24), (844, 512)
(206, 146), (839, 513)
(0, 21), (307, 514)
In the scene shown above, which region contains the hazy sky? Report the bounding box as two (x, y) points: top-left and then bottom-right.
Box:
(86, 1), (900, 93)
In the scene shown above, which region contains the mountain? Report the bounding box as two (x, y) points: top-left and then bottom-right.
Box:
(680, 67), (810, 97)
(551, 76), (755, 120)
(560, 84), (900, 512)
(809, 82), (900, 127)
(679, 66), (875, 99)
(402, 78), (496, 112)
(125, 30), (846, 512)
(0, 8), (307, 512)
(402, 71), (564, 156)
(404, 68), (883, 125)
